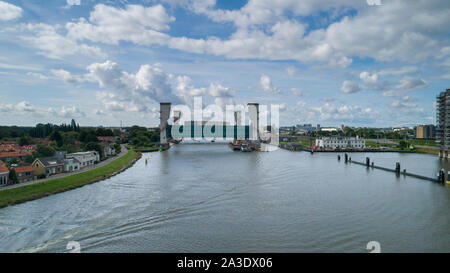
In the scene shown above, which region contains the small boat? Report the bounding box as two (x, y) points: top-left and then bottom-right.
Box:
(228, 141), (241, 151)
(241, 143), (252, 152)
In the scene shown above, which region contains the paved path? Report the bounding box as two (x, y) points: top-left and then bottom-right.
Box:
(0, 145), (129, 191)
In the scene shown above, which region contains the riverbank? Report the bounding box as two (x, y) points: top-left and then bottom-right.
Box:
(0, 150), (142, 208)
(279, 143), (438, 155)
(134, 147), (159, 152)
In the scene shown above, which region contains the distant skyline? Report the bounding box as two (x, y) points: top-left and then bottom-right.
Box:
(0, 0), (449, 127)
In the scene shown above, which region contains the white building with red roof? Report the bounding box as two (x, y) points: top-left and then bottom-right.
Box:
(0, 160), (9, 187)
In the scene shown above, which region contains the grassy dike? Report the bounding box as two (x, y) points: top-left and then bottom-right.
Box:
(0, 150), (142, 209)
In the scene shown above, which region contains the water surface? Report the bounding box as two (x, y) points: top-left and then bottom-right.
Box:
(0, 144), (449, 253)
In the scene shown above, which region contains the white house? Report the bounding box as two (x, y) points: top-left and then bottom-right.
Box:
(100, 142), (116, 157)
(66, 151), (100, 169)
(316, 137), (366, 149)
(0, 162), (9, 187)
(64, 158), (81, 173)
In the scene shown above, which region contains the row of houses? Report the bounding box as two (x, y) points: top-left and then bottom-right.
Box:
(0, 150), (100, 187)
(32, 151), (100, 177)
(0, 143), (36, 162)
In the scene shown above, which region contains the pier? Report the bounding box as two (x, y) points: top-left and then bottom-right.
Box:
(341, 154), (446, 185)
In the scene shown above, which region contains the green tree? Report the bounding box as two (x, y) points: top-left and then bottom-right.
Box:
(85, 142), (103, 159)
(24, 155), (35, 164)
(35, 145), (55, 158)
(114, 143), (121, 154)
(19, 135), (32, 146)
(85, 131), (99, 143)
(7, 158), (18, 168)
(49, 131), (63, 147)
(9, 169), (19, 184)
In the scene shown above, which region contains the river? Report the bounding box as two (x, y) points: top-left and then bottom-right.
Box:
(0, 144), (449, 253)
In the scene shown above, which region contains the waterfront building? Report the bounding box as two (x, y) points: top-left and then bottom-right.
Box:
(0, 160), (9, 187)
(66, 151), (100, 168)
(436, 88), (450, 158)
(415, 125), (436, 139)
(13, 166), (37, 183)
(32, 157), (65, 176)
(315, 136), (366, 149)
(64, 157), (81, 173)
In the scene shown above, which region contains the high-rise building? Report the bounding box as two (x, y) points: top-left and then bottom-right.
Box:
(436, 88), (450, 158)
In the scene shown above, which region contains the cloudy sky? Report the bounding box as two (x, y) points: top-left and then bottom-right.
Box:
(0, 0), (449, 127)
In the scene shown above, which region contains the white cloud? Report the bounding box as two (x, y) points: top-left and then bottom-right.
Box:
(359, 71), (378, 86)
(16, 101), (36, 112)
(19, 23), (106, 60)
(286, 66), (298, 77)
(51, 69), (84, 83)
(395, 76), (428, 90)
(208, 83), (235, 107)
(377, 66), (418, 76)
(391, 100), (424, 114)
(259, 74), (280, 94)
(66, 4), (174, 45)
(439, 73), (450, 79)
(94, 109), (106, 115)
(15, 1), (449, 67)
(87, 61), (181, 112)
(340, 80), (361, 94)
(296, 101), (306, 107)
(0, 101), (85, 119)
(67, 0), (81, 6)
(27, 72), (49, 80)
(55, 106), (86, 118)
(175, 75), (206, 104)
(290, 88), (310, 97)
(162, 0), (450, 65)
(382, 90), (403, 97)
(0, 1), (22, 21)
(310, 102), (373, 122)
(0, 62), (42, 71)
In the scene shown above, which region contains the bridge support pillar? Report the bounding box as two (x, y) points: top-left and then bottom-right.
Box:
(160, 102), (171, 150)
(248, 103), (260, 141)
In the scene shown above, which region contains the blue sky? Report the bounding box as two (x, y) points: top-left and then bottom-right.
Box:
(0, 0), (449, 127)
